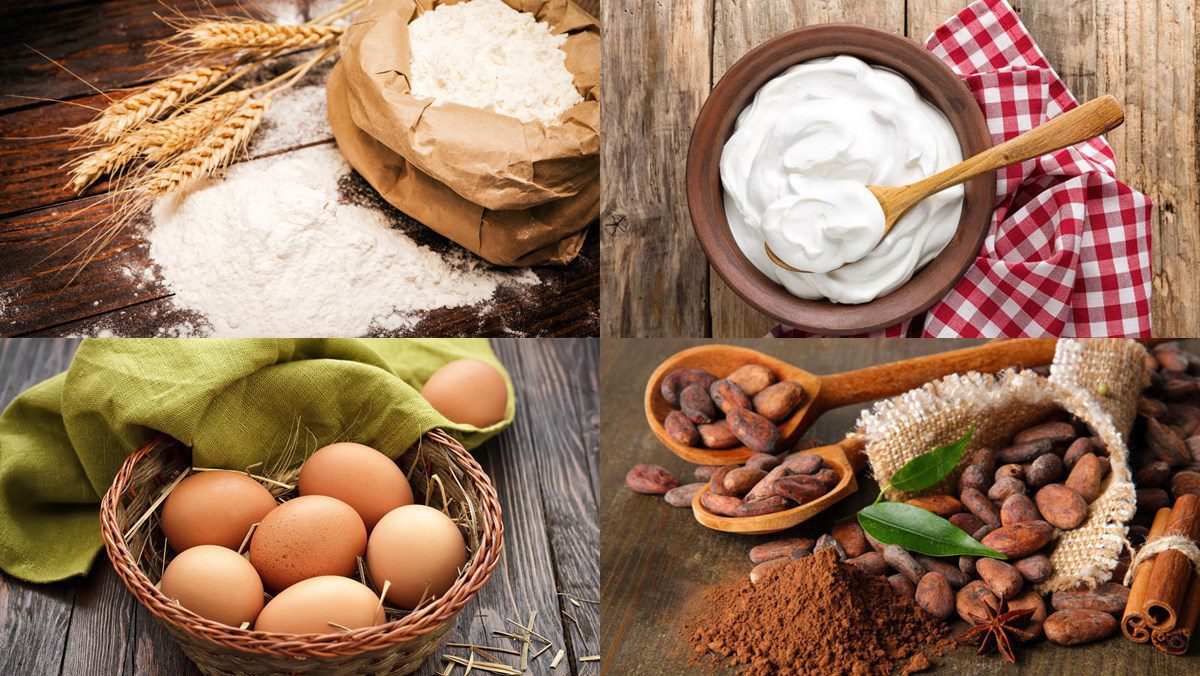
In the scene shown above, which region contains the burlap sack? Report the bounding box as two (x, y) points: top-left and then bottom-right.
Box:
(855, 339), (1150, 593)
(328, 0), (600, 266)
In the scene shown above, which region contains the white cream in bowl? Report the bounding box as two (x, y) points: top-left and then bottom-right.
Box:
(720, 55), (965, 304)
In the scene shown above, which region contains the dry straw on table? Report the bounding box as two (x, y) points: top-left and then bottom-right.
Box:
(100, 429), (502, 674)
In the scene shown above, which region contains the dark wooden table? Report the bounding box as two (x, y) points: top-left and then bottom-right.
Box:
(0, 337), (599, 675)
(0, 0), (599, 338)
(601, 338), (1198, 674)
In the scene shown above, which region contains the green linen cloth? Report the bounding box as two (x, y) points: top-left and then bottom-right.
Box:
(0, 338), (513, 583)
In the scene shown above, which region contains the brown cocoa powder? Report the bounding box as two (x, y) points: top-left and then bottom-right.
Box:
(685, 550), (952, 675)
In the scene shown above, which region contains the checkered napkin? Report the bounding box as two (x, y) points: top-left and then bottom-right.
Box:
(772, 0), (1153, 338)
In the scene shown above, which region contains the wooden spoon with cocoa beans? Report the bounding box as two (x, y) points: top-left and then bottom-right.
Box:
(645, 339), (1060, 467)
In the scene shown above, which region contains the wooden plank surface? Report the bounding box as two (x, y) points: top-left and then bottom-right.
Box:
(0, 0), (599, 338)
(600, 338), (1200, 674)
(0, 337), (599, 675)
(601, 0), (1199, 338)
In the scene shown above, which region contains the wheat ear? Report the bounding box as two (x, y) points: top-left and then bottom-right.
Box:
(174, 20), (342, 54)
(140, 97), (269, 197)
(66, 91), (251, 192)
(80, 65), (230, 142)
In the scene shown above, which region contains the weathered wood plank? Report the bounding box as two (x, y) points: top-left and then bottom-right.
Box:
(59, 562), (137, 675)
(599, 0), (715, 337)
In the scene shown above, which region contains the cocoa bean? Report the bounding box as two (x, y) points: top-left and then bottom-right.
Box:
(1170, 470), (1200, 499)
(750, 557), (786, 584)
(997, 439), (1056, 464)
(1113, 549), (1131, 583)
(914, 555), (970, 588)
(664, 483), (704, 507)
(680, 384), (717, 425)
(746, 465), (792, 502)
(1015, 421), (1077, 446)
(1129, 524), (1150, 547)
(1136, 488), (1170, 515)
(976, 557), (1023, 599)
(1051, 582), (1130, 614)
(700, 492), (742, 516)
(814, 534), (846, 560)
(735, 495), (793, 517)
(1064, 437), (1102, 469)
(973, 524), (998, 541)
(1169, 404), (1200, 438)
(1133, 461), (1171, 488)
(626, 464), (680, 494)
(661, 369), (716, 406)
(726, 407), (781, 453)
(813, 468), (840, 490)
(1015, 554), (1052, 583)
(888, 574), (916, 601)
(776, 475), (828, 506)
(981, 521), (1055, 558)
(988, 476), (1027, 503)
(664, 411), (700, 446)
(752, 381), (806, 423)
(694, 465), (721, 481)
(1138, 396), (1168, 419)
(961, 488), (1001, 527)
(1164, 379), (1200, 401)
(781, 453), (823, 475)
(1155, 343), (1190, 372)
(956, 580), (1001, 624)
(1000, 493), (1042, 526)
(959, 465), (992, 493)
(1044, 609), (1118, 645)
(959, 555), (976, 576)
(831, 521), (870, 558)
(995, 463), (1025, 482)
(1147, 417), (1190, 468)
(745, 453), (781, 472)
(1065, 453), (1108, 503)
(749, 537), (814, 564)
(915, 572), (954, 620)
(949, 512), (985, 534)
(660, 369), (686, 407)
(1007, 590), (1048, 639)
(1035, 484), (1088, 529)
(883, 545), (926, 584)
(697, 421), (739, 449)
(726, 364), (775, 397)
(1188, 436), (1200, 463)
(972, 447), (997, 473)
(709, 378), (751, 415)
(864, 532), (887, 554)
(709, 464), (738, 496)
(724, 467), (768, 497)
(1026, 453), (1064, 489)
(846, 551), (888, 576)
(906, 494), (965, 517)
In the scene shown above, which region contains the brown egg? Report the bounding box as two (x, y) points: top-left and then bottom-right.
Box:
(419, 359), (508, 428)
(254, 576), (385, 634)
(366, 505), (467, 608)
(160, 470), (277, 552)
(248, 495), (367, 592)
(298, 442), (413, 531)
(159, 545), (264, 627)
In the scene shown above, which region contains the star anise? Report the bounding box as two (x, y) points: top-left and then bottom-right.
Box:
(957, 603), (1037, 663)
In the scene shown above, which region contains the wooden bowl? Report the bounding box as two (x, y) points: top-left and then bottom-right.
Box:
(686, 24), (996, 335)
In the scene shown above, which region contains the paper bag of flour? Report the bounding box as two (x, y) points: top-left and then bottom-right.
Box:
(328, 0), (600, 266)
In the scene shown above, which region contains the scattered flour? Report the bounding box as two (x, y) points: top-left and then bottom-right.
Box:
(408, 0), (583, 125)
(147, 144), (539, 336)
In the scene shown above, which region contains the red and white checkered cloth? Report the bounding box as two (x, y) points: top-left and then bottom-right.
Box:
(772, 0), (1153, 338)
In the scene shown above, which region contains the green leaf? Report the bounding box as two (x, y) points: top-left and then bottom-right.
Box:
(886, 426), (975, 494)
(857, 502), (1006, 559)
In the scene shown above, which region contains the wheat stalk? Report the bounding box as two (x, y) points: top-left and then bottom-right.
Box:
(80, 65), (230, 142)
(172, 20), (342, 55)
(140, 96), (269, 197)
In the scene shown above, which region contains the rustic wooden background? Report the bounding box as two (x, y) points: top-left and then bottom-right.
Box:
(601, 338), (1200, 673)
(0, 337), (599, 675)
(601, 0), (1199, 338)
(0, 0), (600, 338)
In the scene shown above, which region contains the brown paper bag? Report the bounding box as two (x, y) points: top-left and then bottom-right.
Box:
(328, 0), (600, 266)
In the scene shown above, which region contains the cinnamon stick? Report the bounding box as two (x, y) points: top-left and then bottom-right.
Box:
(1123, 508), (1173, 642)
(1145, 494), (1200, 632)
(1152, 568), (1200, 655)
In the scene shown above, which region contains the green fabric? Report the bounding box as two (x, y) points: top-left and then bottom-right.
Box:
(0, 338), (513, 584)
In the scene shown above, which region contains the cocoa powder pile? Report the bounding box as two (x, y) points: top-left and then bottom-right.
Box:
(686, 550), (953, 675)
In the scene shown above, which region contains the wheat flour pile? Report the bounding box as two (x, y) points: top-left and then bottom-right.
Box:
(408, 0), (583, 125)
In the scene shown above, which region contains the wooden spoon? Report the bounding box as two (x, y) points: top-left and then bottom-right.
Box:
(644, 339), (1058, 466)
(766, 95), (1125, 273)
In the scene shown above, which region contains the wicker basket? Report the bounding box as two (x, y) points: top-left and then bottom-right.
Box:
(100, 430), (504, 675)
